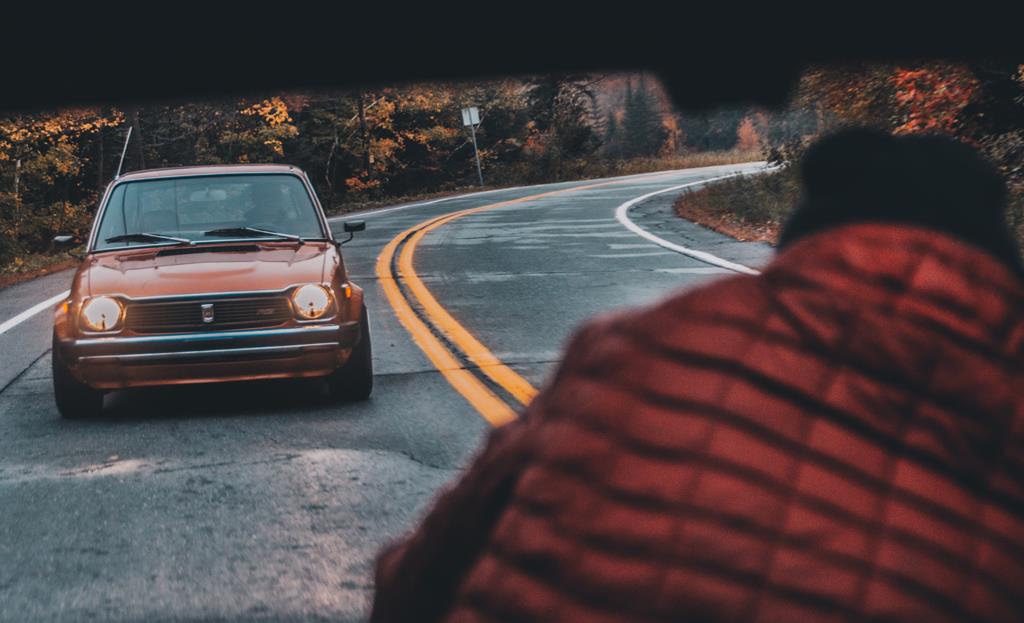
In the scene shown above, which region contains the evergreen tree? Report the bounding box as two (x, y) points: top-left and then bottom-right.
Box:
(678, 108), (746, 151)
(526, 75), (600, 156)
(621, 76), (667, 157)
(604, 111), (619, 158)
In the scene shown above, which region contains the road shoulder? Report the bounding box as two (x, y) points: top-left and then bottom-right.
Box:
(629, 190), (776, 270)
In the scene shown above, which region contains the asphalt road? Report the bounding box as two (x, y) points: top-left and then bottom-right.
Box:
(0, 163), (773, 622)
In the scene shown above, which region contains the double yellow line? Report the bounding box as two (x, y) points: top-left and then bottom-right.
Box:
(375, 175), (675, 426)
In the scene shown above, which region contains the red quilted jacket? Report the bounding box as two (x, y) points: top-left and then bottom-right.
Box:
(372, 223), (1024, 623)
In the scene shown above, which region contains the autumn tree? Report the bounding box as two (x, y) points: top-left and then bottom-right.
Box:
(0, 109), (121, 262)
(736, 115), (761, 152)
(224, 97), (299, 163)
(891, 65), (979, 135)
(524, 74), (601, 179)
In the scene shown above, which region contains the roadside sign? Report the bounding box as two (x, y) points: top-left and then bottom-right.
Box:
(461, 106), (480, 127)
(460, 106), (484, 186)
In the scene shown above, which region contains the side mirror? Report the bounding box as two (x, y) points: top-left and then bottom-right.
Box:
(53, 234), (84, 259)
(338, 221), (365, 245)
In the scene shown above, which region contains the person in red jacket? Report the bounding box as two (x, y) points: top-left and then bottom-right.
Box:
(371, 129), (1024, 623)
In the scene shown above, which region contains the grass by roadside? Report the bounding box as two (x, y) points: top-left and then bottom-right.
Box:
(582, 149), (764, 178)
(0, 252), (79, 290)
(674, 167), (1024, 259)
(673, 167), (798, 244)
(327, 149), (764, 218)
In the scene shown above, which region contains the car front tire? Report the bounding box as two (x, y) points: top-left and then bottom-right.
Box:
(325, 306), (373, 402)
(52, 335), (104, 419)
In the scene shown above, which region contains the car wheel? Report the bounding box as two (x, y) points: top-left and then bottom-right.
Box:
(52, 335), (104, 419)
(325, 306), (373, 402)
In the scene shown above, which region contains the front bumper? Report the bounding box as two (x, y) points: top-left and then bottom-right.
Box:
(55, 323), (360, 389)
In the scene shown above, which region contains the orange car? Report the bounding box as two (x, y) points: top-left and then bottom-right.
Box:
(51, 164), (371, 418)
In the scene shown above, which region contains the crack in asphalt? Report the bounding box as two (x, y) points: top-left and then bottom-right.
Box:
(149, 452), (302, 475)
(0, 349), (49, 397)
(396, 449), (455, 472)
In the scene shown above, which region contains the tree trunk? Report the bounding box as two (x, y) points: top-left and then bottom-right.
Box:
(357, 90), (370, 177)
(324, 130), (338, 211)
(96, 126), (105, 191)
(13, 158), (20, 206)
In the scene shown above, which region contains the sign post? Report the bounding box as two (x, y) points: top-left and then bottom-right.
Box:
(461, 106), (484, 187)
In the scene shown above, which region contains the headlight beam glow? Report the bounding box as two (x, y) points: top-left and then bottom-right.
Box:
(291, 284), (333, 320)
(80, 296), (125, 333)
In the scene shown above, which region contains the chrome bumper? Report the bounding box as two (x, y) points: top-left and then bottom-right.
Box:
(55, 323), (361, 388)
(61, 323), (360, 362)
(78, 342), (343, 365)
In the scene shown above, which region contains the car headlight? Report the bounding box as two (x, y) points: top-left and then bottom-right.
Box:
(80, 296), (124, 332)
(291, 284), (333, 320)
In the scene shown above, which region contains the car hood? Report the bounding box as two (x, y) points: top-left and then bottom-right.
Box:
(80, 242), (331, 299)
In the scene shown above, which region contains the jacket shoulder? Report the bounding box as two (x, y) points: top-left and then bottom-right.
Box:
(533, 273), (770, 422)
(570, 273), (769, 353)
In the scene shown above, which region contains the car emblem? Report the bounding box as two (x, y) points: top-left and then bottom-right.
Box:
(201, 303), (215, 324)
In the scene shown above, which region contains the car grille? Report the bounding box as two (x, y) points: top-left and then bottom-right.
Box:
(125, 295), (293, 334)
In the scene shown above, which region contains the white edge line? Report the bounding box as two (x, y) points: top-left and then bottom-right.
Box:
(614, 168), (773, 276)
(0, 290), (70, 336)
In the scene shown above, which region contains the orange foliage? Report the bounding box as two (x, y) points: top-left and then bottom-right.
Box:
(660, 115), (681, 155)
(344, 175), (382, 193)
(240, 97), (293, 127)
(891, 66), (978, 135)
(736, 115), (761, 151)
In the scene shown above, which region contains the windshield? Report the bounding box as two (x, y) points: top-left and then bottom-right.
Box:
(93, 173), (325, 251)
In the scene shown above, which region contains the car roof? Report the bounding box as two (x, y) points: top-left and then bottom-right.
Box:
(115, 164), (304, 182)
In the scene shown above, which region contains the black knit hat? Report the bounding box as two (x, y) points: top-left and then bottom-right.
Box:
(778, 128), (1023, 276)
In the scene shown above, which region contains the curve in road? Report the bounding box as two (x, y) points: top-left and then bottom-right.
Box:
(375, 166), (765, 426)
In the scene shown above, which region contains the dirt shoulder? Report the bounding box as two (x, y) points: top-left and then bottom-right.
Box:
(0, 255), (78, 292)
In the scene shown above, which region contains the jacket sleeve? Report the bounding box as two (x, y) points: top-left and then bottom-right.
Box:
(370, 414), (535, 623)
(370, 320), (609, 623)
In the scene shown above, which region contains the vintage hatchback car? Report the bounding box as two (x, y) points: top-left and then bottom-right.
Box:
(51, 164), (371, 418)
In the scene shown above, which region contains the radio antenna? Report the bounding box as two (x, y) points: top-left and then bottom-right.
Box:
(115, 125), (133, 179)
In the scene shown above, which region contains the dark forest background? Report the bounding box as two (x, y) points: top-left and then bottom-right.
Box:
(673, 62), (1024, 250)
(1, 62), (1021, 270)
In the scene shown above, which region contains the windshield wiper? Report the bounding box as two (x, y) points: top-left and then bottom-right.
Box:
(105, 232), (192, 245)
(202, 227), (304, 244)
